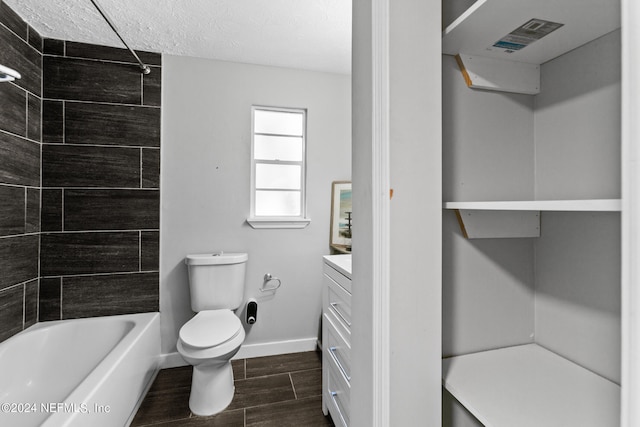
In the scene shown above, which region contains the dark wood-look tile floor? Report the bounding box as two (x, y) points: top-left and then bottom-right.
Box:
(131, 350), (334, 427)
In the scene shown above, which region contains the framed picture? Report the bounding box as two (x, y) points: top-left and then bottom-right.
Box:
(330, 181), (352, 252)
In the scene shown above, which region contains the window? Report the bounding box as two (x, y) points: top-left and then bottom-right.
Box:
(248, 106), (310, 229)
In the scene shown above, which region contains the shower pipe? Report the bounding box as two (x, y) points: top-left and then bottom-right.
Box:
(89, 0), (151, 74)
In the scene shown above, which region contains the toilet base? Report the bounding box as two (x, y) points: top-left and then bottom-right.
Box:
(188, 360), (235, 416)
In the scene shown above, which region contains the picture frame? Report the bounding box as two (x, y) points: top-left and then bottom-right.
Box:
(330, 181), (352, 252)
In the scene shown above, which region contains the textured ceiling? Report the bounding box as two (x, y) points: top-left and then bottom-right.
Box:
(4, 0), (352, 74)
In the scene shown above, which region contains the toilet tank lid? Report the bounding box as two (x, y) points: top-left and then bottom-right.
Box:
(185, 252), (248, 265)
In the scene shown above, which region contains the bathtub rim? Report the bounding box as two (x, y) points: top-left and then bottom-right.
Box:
(30, 312), (160, 427)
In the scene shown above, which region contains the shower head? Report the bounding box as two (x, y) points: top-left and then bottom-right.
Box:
(0, 64), (21, 82)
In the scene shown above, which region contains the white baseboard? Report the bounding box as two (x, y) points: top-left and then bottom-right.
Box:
(158, 352), (188, 369)
(234, 337), (319, 360)
(159, 337), (319, 368)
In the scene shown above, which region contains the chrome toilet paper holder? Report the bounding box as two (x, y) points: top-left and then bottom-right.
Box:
(260, 273), (282, 292)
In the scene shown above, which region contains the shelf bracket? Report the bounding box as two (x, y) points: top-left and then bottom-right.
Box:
(454, 209), (540, 238)
(455, 54), (540, 95)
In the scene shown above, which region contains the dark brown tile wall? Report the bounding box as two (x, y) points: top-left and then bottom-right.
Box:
(0, 1), (41, 343)
(40, 38), (161, 320)
(0, 1), (160, 342)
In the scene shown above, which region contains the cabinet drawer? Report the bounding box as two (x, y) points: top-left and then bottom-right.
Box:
(325, 274), (352, 333)
(327, 359), (351, 427)
(324, 313), (351, 382)
(324, 263), (351, 293)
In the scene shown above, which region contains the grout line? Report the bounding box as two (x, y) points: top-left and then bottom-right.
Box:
(42, 141), (160, 150)
(0, 182), (41, 190)
(140, 148), (143, 188)
(37, 232), (41, 288)
(0, 281), (33, 294)
(0, 127), (40, 144)
(40, 270), (159, 280)
(38, 228), (159, 235)
(24, 88), (28, 137)
(0, 20), (40, 56)
(61, 188), (64, 231)
(37, 186), (160, 191)
(61, 100), (65, 143)
(43, 51), (161, 69)
(36, 277), (40, 323)
(0, 232), (40, 240)
(24, 187), (28, 233)
(9, 80), (41, 106)
(59, 277), (63, 320)
(21, 283), (26, 330)
(41, 97), (161, 109)
(40, 35), (44, 108)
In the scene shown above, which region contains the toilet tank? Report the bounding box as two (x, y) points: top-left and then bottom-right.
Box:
(185, 252), (248, 311)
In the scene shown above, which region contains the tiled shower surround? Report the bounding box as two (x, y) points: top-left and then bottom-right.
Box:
(0, 1), (41, 342)
(0, 1), (161, 341)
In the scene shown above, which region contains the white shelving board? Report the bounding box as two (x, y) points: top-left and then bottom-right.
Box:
(443, 0), (620, 65)
(444, 199), (622, 212)
(443, 344), (620, 427)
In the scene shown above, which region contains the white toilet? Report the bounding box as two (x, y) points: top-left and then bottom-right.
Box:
(177, 252), (248, 416)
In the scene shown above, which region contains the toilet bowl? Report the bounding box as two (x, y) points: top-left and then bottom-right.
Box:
(179, 252), (248, 416)
(177, 309), (246, 416)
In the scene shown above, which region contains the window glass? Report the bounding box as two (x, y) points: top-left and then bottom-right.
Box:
(256, 164), (301, 190)
(251, 106), (306, 220)
(254, 135), (303, 161)
(255, 191), (301, 216)
(254, 110), (304, 136)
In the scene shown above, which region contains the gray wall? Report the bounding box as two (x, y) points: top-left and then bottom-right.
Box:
(160, 55), (351, 354)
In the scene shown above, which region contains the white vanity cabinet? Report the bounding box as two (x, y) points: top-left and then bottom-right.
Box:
(322, 255), (352, 427)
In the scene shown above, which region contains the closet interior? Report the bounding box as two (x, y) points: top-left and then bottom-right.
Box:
(441, 0), (622, 425)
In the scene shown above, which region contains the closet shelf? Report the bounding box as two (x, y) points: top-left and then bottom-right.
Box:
(442, 0), (620, 65)
(443, 0), (620, 94)
(444, 199), (622, 212)
(443, 344), (620, 427)
(444, 200), (620, 238)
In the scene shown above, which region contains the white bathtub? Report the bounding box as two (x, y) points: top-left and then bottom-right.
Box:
(0, 312), (160, 427)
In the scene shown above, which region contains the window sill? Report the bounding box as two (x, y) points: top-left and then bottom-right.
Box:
(247, 217), (311, 229)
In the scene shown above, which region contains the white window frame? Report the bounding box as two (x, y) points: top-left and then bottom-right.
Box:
(247, 105), (310, 229)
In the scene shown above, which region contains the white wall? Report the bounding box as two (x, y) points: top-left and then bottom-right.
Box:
(160, 55), (351, 354)
(534, 30), (621, 200)
(388, 0), (442, 423)
(443, 29), (621, 427)
(350, 0), (375, 424)
(351, 0), (443, 424)
(442, 53), (536, 358)
(534, 30), (622, 383)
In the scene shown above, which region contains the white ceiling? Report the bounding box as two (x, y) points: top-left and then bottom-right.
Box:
(4, 0), (352, 74)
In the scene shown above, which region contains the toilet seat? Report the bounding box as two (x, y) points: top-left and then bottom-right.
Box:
(179, 309), (242, 349)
